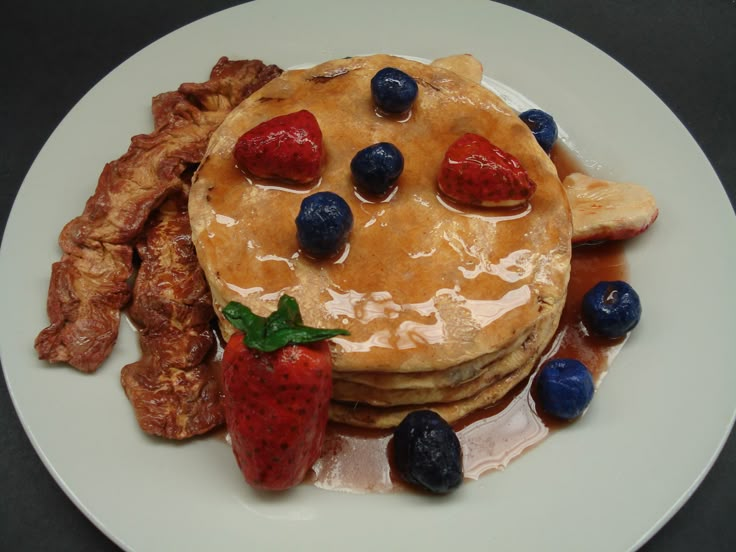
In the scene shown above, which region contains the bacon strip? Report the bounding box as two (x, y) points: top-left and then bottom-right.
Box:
(120, 191), (222, 439)
(35, 58), (282, 372)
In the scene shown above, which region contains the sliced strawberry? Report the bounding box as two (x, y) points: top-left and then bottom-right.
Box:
(234, 110), (323, 185)
(437, 133), (536, 208)
(220, 296), (348, 491)
(563, 172), (658, 243)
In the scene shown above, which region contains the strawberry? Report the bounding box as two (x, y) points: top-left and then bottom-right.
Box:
(220, 295), (348, 490)
(437, 133), (536, 207)
(233, 110), (324, 185)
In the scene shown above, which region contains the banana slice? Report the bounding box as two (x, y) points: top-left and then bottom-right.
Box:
(563, 172), (658, 243)
(430, 54), (484, 83)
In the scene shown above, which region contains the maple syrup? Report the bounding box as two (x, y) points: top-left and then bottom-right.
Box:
(308, 144), (629, 492)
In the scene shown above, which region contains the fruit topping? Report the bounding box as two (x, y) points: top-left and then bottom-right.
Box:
(581, 280), (642, 339)
(563, 173), (659, 244)
(519, 109), (558, 153)
(296, 191), (354, 259)
(392, 410), (463, 494)
(430, 54), (483, 83)
(536, 358), (595, 420)
(350, 142), (404, 197)
(371, 67), (419, 114)
(437, 133), (536, 207)
(233, 110), (323, 185)
(220, 295), (348, 490)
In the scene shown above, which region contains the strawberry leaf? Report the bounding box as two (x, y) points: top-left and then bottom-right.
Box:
(222, 295), (349, 352)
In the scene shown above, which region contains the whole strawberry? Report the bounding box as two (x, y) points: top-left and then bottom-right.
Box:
(221, 295), (348, 490)
(438, 133), (536, 208)
(234, 110), (323, 185)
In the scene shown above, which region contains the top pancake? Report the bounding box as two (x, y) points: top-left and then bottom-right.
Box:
(189, 54), (572, 374)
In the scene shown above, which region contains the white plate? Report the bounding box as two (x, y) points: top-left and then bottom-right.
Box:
(2, 0), (735, 550)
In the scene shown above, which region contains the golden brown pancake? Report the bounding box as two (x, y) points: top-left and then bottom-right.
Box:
(189, 54), (572, 427)
(330, 307), (559, 428)
(332, 309), (557, 406)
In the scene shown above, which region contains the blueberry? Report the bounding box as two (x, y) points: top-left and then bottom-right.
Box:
(393, 410), (463, 494)
(350, 142), (404, 197)
(519, 109), (558, 153)
(581, 280), (642, 339)
(295, 192), (353, 259)
(536, 358), (595, 420)
(371, 67), (418, 114)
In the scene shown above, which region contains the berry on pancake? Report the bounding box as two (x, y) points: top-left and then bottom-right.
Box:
(233, 109), (323, 185)
(371, 67), (418, 114)
(438, 133), (536, 207)
(296, 192), (354, 259)
(350, 142), (404, 198)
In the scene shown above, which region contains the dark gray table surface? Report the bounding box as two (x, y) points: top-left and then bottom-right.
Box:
(1, 1), (734, 550)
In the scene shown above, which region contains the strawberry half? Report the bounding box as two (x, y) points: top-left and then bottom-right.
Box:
(438, 133), (536, 207)
(234, 110), (324, 185)
(221, 295), (348, 491)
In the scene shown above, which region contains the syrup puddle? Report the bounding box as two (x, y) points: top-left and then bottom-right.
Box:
(459, 376), (546, 479)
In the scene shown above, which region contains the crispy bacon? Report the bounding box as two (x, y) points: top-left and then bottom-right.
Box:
(120, 191), (223, 439)
(35, 58), (282, 372)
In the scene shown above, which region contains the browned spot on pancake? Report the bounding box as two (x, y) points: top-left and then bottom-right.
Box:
(308, 68), (351, 83)
(415, 77), (443, 92)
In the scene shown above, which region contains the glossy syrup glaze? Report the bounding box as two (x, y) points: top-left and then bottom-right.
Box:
(309, 238), (628, 492)
(308, 144), (629, 492)
(209, 145), (627, 492)
(189, 56), (623, 491)
(190, 55), (572, 375)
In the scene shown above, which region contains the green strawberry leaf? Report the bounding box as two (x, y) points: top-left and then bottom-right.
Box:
(222, 295), (349, 352)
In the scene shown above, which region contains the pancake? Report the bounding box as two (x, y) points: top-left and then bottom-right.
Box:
(333, 324), (533, 390)
(189, 54), (572, 427)
(329, 305), (560, 428)
(331, 308), (559, 408)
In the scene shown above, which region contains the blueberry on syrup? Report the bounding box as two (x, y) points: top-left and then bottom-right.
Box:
(350, 142), (404, 197)
(393, 410), (463, 494)
(519, 109), (558, 153)
(536, 358), (595, 420)
(581, 280), (642, 339)
(296, 192), (354, 259)
(371, 67), (419, 114)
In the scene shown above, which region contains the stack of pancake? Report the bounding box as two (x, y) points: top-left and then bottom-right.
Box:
(189, 54), (572, 429)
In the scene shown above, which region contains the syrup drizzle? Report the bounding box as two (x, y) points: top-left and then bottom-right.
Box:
(213, 143), (628, 493)
(309, 239), (627, 492)
(308, 144), (629, 492)
(195, 69), (572, 376)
